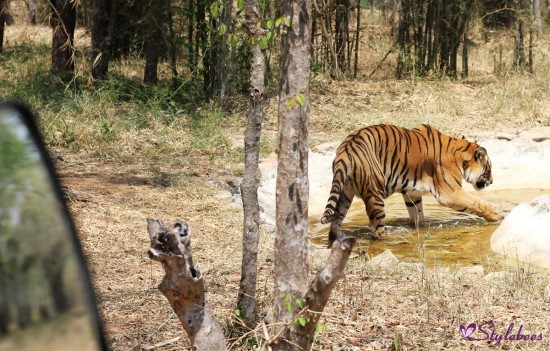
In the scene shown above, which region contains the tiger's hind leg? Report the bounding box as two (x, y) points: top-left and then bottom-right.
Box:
(402, 193), (425, 227)
(328, 183), (356, 245)
(362, 188), (386, 239)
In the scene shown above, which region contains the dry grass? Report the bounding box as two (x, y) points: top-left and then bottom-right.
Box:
(1, 8), (550, 351)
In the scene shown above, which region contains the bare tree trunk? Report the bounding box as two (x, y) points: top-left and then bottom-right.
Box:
(533, 0), (542, 38)
(237, 0), (267, 328)
(353, 0), (360, 78)
(143, 0), (164, 84)
(166, 0), (178, 87)
(146, 219), (227, 351)
(528, 27), (533, 73)
(187, 0), (195, 68)
(273, 0), (311, 348)
(0, 0), (6, 53)
(51, 0), (77, 79)
(514, 19), (525, 68)
(462, 19), (468, 78)
(313, 0), (340, 78)
(216, 0), (233, 99)
(25, 0), (38, 25)
(91, 0), (113, 80)
(4, 0), (12, 25)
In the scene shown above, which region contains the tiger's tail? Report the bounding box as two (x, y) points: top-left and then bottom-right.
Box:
(321, 155), (353, 224)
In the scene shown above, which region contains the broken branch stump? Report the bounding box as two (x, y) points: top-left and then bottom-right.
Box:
(146, 219), (227, 351)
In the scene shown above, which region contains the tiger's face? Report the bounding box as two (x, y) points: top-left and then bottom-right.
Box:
(464, 147), (493, 190)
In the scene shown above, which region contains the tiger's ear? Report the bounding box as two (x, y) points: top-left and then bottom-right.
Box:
(462, 135), (466, 140)
(474, 147), (487, 160)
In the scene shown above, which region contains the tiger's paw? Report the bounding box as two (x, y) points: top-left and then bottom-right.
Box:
(321, 210), (338, 224)
(370, 227), (385, 240)
(484, 210), (504, 222)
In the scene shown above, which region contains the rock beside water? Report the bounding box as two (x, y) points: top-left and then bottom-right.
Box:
(491, 194), (550, 269)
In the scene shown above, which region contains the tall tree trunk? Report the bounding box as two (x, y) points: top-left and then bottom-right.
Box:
(143, 0), (164, 84)
(214, 0), (233, 99)
(462, 19), (468, 78)
(514, 18), (525, 68)
(51, 0), (77, 79)
(196, 0), (208, 91)
(91, 0), (113, 80)
(353, 0), (360, 78)
(166, 0), (178, 87)
(396, 0), (407, 78)
(335, 0), (347, 71)
(528, 27), (533, 73)
(0, 0), (6, 54)
(187, 0), (195, 68)
(533, 0), (542, 38)
(313, 0), (340, 78)
(273, 0), (311, 348)
(237, 0), (267, 328)
(25, 0), (38, 25)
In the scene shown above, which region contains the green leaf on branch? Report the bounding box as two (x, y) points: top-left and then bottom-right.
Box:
(258, 36), (268, 49)
(284, 16), (291, 27)
(315, 322), (328, 333)
(266, 19), (273, 29)
(210, 3), (218, 18)
(218, 23), (227, 35)
(296, 94), (305, 106)
(237, 0), (244, 11)
(275, 17), (283, 27)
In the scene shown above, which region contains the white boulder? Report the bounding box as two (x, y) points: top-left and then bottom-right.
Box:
(491, 194), (550, 269)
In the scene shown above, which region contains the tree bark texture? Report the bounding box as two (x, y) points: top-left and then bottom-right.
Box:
(143, 0), (166, 84)
(237, 0), (267, 328)
(146, 219), (227, 351)
(514, 19), (525, 68)
(0, 0), (6, 53)
(26, 0), (38, 25)
(51, 0), (77, 77)
(397, 0), (472, 78)
(312, 0), (340, 78)
(212, 0), (232, 99)
(273, 0), (312, 348)
(91, 0), (114, 80)
(353, 0), (360, 78)
(533, 0), (542, 38)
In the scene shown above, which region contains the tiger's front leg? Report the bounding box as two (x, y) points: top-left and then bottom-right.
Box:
(437, 189), (504, 222)
(402, 193), (425, 227)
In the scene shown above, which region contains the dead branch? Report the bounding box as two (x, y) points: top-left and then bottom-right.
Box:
(146, 219), (227, 351)
(270, 238), (356, 350)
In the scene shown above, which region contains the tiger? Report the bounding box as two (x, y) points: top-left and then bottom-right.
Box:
(321, 124), (504, 242)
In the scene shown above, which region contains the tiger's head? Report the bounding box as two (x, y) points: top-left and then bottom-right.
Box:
(463, 146), (493, 190)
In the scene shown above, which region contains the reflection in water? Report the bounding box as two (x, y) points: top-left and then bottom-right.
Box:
(0, 109), (100, 350)
(310, 189), (550, 267)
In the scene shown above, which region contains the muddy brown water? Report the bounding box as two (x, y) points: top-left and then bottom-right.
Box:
(310, 189), (549, 267)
